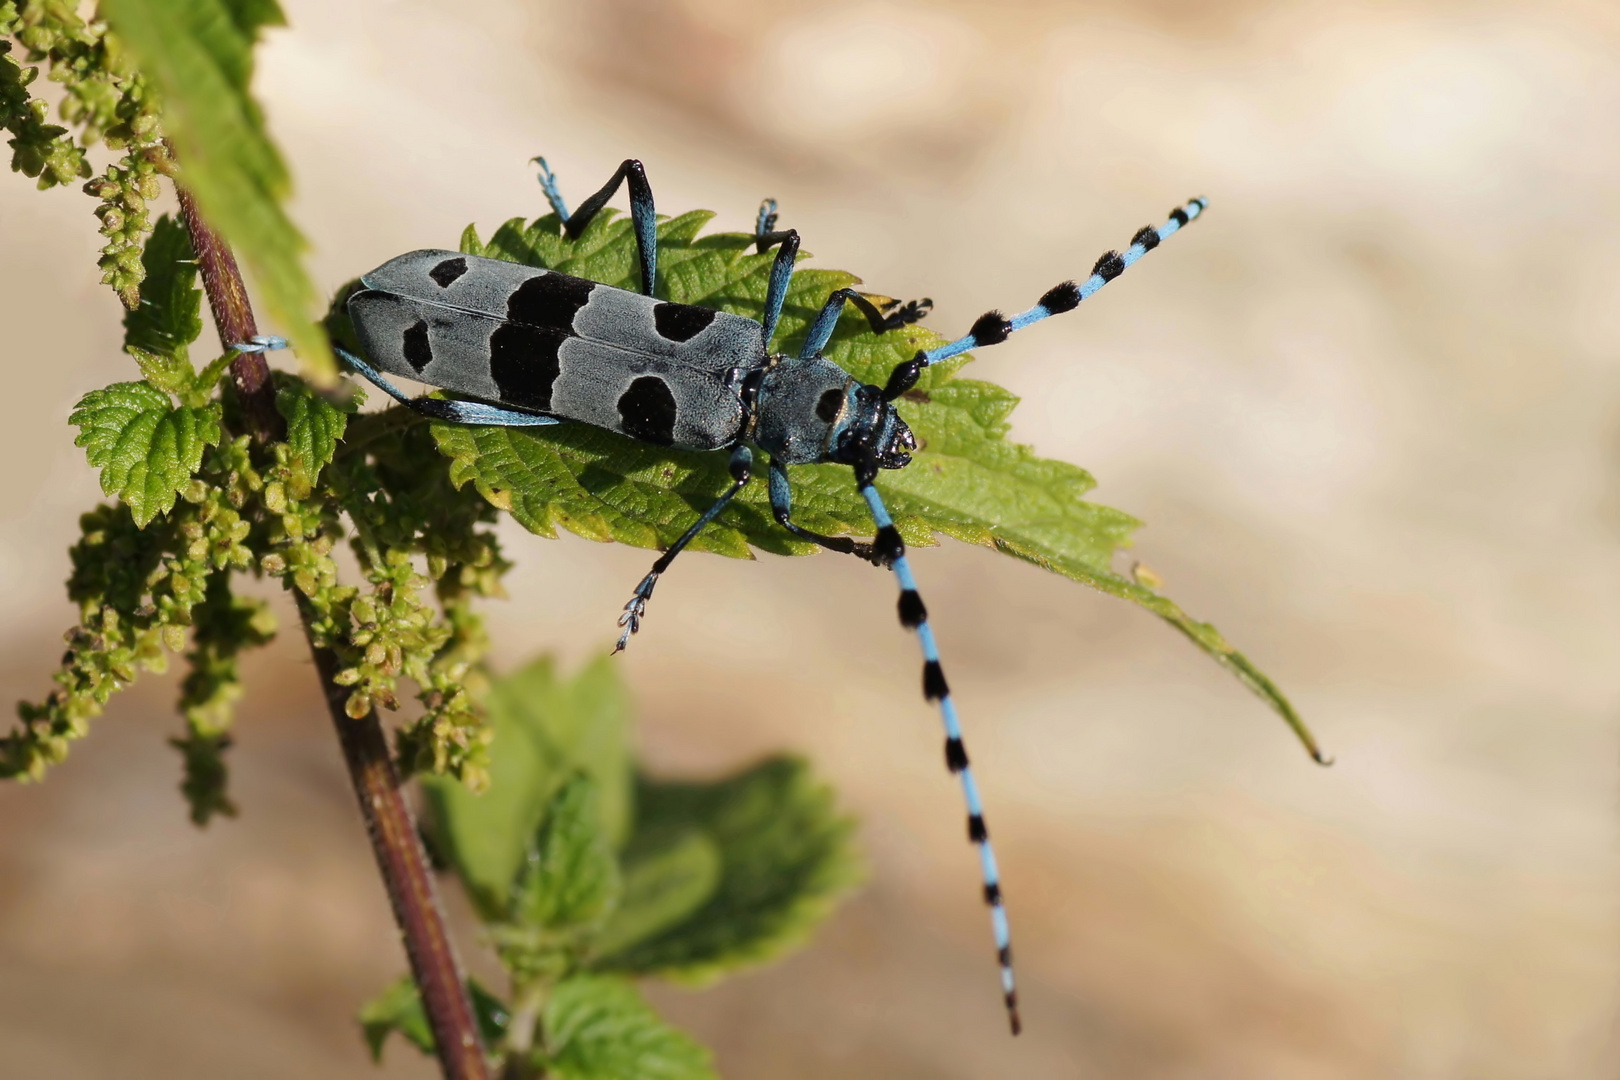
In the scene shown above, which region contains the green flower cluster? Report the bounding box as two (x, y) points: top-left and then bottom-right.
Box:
(7, 215), (504, 817)
(1, 1), (168, 306)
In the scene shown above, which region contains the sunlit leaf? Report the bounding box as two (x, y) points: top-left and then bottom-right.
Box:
(71, 381), (220, 526)
(431, 207), (1321, 759)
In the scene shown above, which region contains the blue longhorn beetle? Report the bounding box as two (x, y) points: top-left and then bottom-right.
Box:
(327, 158), (1206, 1035)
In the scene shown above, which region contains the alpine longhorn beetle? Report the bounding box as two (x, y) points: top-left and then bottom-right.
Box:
(329, 157), (1207, 1035)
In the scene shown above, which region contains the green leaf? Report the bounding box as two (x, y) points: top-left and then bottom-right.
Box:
(512, 775), (621, 931)
(357, 974), (510, 1062)
(71, 381), (221, 526)
(101, 0), (335, 381)
(592, 827), (721, 960)
(422, 655), (631, 919)
(535, 976), (714, 1080)
(358, 975), (433, 1061)
(275, 375), (352, 481)
(123, 214), (203, 368)
(595, 757), (860, 982)
(434, 209), (1323, 760)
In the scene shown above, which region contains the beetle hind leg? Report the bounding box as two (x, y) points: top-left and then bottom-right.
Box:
(335, 344), (562, 427)
(563, 159), (660, 298)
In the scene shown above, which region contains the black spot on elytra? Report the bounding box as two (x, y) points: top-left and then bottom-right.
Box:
(506, 271), (594, 332)
(617, 375), (678, 446)
(945, 736), (968, 772)
(815, 388), (843, 423)
(1132, 225), (1160, 251)
(969, 311), (1011, 346)
(923, 660), (949, 701)
(653, 302), (717, 343)
(898, 589), (926, 627)
(490, 324), (561, 411)
(429, 257), (467, 288)
(1039, 281), (1080, 314)
(402, 319), (432, 372)
(969, 814), (988, 842)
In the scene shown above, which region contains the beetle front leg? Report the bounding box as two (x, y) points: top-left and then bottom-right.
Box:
(767, 458), (878, 563)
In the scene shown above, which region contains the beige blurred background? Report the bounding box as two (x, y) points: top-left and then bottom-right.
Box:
(3, 0), (1618, 1075)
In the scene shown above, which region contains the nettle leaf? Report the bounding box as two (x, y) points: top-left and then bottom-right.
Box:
(437, 210), (1321, 759)
(71, 381), (221, 526)
(595, 757), (861, 983)
(512, 775), (622, 931)
(357, 974), (510, 1063)
(123, 214), (203, 368)
(422, 656), (631, 920)
(101, 0), (335, 381)
(591, 827), (721, 961)
(275, 375), (353, 481)
(534, 975), (714, 1080)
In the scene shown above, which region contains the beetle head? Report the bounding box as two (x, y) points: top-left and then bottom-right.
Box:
(828, 382), (917, 471)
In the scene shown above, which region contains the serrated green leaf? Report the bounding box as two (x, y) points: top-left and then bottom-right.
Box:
(357, 974), (509, 1063)
(592, 827), (721, 961)
(595, 757), (860, 983)
(513, 775), (621, 931)
(434, 209), (1322, 760)
(535, 976), (714, 1080)
(71, 381), (221, 526)
(275, 375), (352, 480)
(128, 346), (194, 400)
(101, 0), (335, 381)
(423, 655), (631, 919)
(123, 214), (203, 368)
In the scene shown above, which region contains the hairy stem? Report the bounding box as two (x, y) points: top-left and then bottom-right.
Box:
(178, 189), (490, 1080)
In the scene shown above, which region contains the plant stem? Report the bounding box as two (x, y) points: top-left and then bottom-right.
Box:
(177, 187), (282, 444)
(178, 191), (491, 1080)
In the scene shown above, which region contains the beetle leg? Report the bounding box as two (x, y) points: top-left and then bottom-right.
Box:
(614, 445), (754, 653)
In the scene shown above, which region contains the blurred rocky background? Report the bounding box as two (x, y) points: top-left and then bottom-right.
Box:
(2, 0), (1617, 1075)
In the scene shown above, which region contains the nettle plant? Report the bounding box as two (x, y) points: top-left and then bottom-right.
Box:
(2, 3), (1323, 1078)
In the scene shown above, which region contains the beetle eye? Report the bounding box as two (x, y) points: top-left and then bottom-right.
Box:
(815, 387), (843, 422)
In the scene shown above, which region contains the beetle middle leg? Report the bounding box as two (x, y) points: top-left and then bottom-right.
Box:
(614, 444), (755, 653)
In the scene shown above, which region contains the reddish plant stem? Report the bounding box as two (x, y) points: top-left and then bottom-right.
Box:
(177, 187), (282, 443)
(178, 191), (490, 1080)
